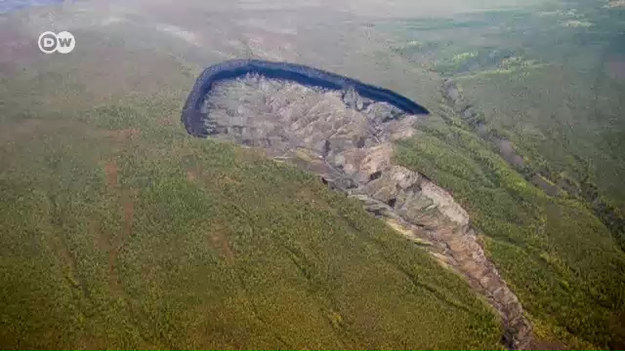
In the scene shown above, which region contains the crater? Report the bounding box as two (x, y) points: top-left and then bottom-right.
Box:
(182, 61), (533, 350)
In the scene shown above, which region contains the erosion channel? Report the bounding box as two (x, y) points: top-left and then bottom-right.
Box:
(181, 60), (533, 350)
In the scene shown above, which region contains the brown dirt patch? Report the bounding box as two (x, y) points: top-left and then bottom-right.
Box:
(100, 152), (137, 294)
(89, 218), (122, 293)
(104, 159), (118, 188)
(108, 190), (137, 294)
(187, 168), (199, 182)
(122, 194), (134, 238)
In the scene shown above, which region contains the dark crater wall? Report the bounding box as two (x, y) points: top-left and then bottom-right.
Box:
(181, 59), (430, 137)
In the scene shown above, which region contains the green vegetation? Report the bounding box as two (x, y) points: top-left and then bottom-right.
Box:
(0, 45), (502, 349)
(385, 1), (625, 211)
(395, 111), (625, 348)
(2, 0), (625, 349)
(457, 67), (625, 250)
(383, 3), (625, 346)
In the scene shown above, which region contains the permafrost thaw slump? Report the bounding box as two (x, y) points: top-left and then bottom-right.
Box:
(182, 62), (532, 349)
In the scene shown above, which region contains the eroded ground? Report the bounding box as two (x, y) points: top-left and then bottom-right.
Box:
(2, 0), (625, 348)
(204, 76), (532, 348)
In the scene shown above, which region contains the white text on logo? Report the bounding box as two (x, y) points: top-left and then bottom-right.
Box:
(38, 31), (76, 54)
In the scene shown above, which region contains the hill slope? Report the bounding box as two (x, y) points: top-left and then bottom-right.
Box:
(0, 10), (502, 348)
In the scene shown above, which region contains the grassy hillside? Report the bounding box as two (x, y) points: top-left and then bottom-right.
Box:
(2, 0), (625, 348)
(383, 0), (625, 211)
(383, 3), (625, 347)
(395, 111), (625, 349)
(0, 24), (502, 350)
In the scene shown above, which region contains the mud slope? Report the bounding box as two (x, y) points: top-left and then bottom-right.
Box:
(181, 64), (532, 349)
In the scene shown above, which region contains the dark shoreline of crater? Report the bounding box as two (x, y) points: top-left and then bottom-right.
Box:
(181, 59), (429, 137)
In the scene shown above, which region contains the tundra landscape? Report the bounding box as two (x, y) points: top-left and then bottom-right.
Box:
(1, 0), (624, 349)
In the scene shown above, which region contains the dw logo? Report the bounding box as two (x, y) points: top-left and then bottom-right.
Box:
(38, 31), (76, 54)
